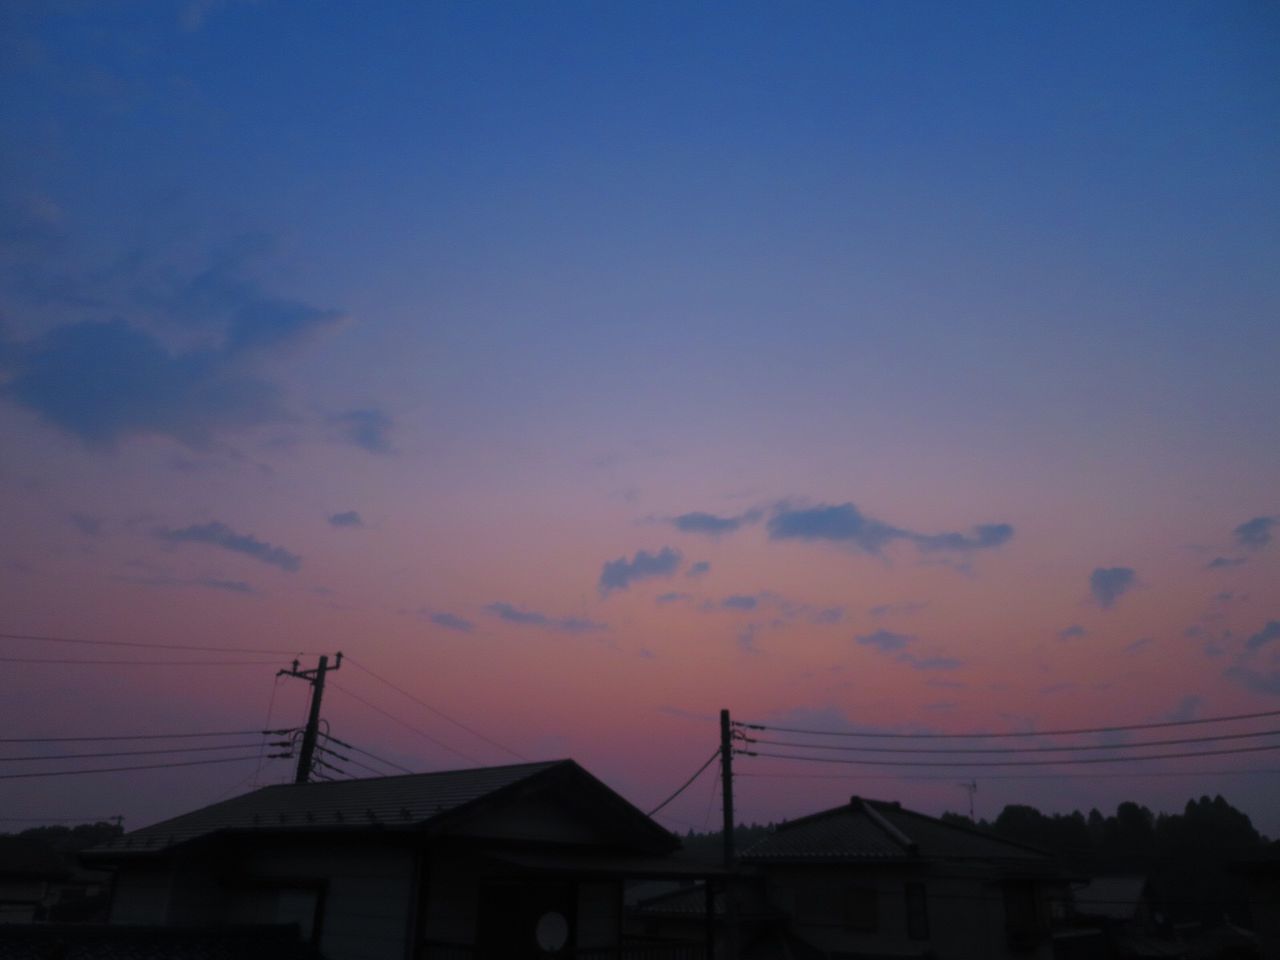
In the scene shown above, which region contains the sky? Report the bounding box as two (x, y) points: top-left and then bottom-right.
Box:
(1, 0), (1278, 840)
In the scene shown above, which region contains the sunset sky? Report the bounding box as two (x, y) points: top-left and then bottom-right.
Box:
(2, 1), (1278, 838)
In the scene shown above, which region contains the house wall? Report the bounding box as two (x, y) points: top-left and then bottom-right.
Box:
(109, 841), (417, 960)
(761, 865), (1055, 960)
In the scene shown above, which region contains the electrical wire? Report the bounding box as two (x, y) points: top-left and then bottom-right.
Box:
(344, 657), (526, 761)
(319, 732), (414, 775)
(327, 681), (482, 766)
(0, 754), (264, 780)
(0, 656), (285, 666)
(742, 727), (1280, 755)
(736, 707), (1280, 740)
(0, 741), (282, 762)
(0, 729), (293, 744)
(0, 632), (317, 655)
(736, 768), (1280, 782)
(740, 742), (1280, 767)
(648, 749), (722, 817)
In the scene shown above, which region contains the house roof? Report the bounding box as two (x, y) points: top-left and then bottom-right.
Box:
(0, 836), (69, 881)
(741, 796), (1052, 864)
(87, 759), (673, 859)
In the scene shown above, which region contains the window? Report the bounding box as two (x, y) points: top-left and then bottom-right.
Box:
(905, 882), (929, 940)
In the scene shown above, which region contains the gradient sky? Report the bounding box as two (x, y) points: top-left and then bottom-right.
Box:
(2, 1), (1279, 839)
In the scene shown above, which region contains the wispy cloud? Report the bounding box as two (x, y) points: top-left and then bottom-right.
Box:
(156, 521), (301, 572)
(1247, 621), (1280, 651)
(599, 547), (681, 595)
(328, 510), (363, 528)
(1206, 556), (1247, 570)
(856, 629), (913, 652)
(869, 600), (926, 619)
(722, 594), (759, 611)
(332, 408), (395, 455)
(1090, 566), (1136, 609)
(766, 501), (1013, 557)
(1058, 624), (1086, 641)
(429, 612), (474, 633)
(123, 574), (255, 594)
(69, 512), (103, 537)
(669, 509), (761, 537)
(1234, 515), (1278, 550)
(655, 592), (691, 605)
(484, 602), (605, 634)
(686, 560), (711, 578)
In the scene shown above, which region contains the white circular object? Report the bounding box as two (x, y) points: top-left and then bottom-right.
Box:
(535, 911), (569, 952)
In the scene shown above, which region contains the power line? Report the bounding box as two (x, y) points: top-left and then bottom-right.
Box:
(742, 728), (1280, 755)
(327, 681), (482, 766)
(740, 743), (1280, 768)
(344, 657), (526, 761)
(319, 732), (414, 775)
(0, 729), (293, 744)
(0, 656), (285, 666)
(0, 754), (269, 781)
(648, 749), (721, 817)
(737, 708), (1280, 740)
(0, 741), (284, 763)
(736, 768), (1280, 782)
(0, 631), (317, 655)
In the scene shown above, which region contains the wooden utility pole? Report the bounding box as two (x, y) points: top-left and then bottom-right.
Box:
(720, 708), (734, 867)
(279, 653), (342, 784)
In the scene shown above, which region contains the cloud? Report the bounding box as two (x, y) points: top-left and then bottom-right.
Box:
(1166, 695), (1201, 722)
(869, 600), (926, 619)
(0, 319), (285, 448)
(598, 547), (681, 595)
(1125, 637), (1154, 654)
(328, 510), (363, 528)
(124, 574), (254, 594)
(484, 602), (605, 634)
(722, 594), (759, 611)
(1247, 621), (1280, 651)
(1090, 567), (1136, 609)
(767, 501), (1013, 557)
(332, 408), (395, 455)
(898, 653), (963, 671)
(69, 512), (103, 537)
(655, 592), (691, 605)
(686, 560), (711, 578)
(1207, 556), (1247, 570)
(156, 521), (301, 572)
(1058, 624), (1086, 641)
(1234, 516), (1278, 550)
(430, 612), (474, 633)
(669, 509), (760, 537)
(855, 629), (913, 652)
(811, 606), (844, 625)
(223, 299), (342, 359)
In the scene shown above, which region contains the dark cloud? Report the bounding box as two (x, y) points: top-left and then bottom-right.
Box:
(430, 612), (474, 633)
(156, 521), (301, 572)
(767, 501), (1013, 557)
(1090, 567), (1136, 609)
(686, 560), (711, 578)
(655, 592), (691, 605)
(484, 602), (605, 634)
(722, 594), (759, 611)
(598, 547), (681, 595)
(1247, 621), (1280, 651)
(332, 408), (395, 455)
(1207, 556), (1247, 570)
(811, 607), (844, 625)
(1058, 624), (1086, 641)
(124, 574), (254, 594)
(328, 510), (363, 528)
(69, 512), (103, 537)
(670, 509), (761, 537)
(1235, 516), (1278, 550)
(0, 320), (284, 448)
(223, 298), (342, 358)
(855, 629), (913, 652)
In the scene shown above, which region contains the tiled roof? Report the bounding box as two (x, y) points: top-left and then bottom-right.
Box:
(88, 760), (564, 856)
(742, 796), (1050, 863)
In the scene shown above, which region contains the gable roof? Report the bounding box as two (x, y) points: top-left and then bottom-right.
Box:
(87, 759), (675, 859)
(741, 796), (1051, 864)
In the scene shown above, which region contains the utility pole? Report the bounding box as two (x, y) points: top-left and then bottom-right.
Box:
(960, 779), (978, 821)
(279, 653), (342, 784)
(720, 708), (735, 867)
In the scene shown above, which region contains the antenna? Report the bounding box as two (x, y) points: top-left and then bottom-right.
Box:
(959, 779), (977, 821)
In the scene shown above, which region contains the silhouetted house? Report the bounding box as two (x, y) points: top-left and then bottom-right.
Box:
(738, 796), (1071, 960)
(0, 836), (68, 923)
(1230, 857), (1280, 960)
(81, 760), (721, 960)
